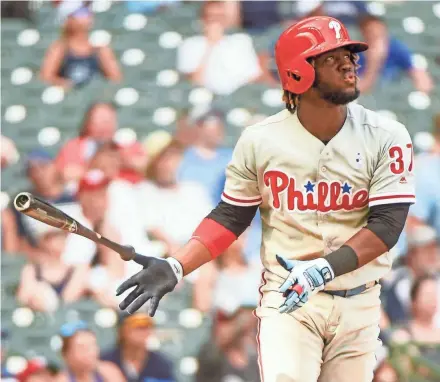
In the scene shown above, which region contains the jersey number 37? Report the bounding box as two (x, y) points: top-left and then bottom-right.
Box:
(389, 144), (414, 174)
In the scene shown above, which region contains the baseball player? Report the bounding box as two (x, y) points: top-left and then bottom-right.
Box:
(117, 16), (416, 382)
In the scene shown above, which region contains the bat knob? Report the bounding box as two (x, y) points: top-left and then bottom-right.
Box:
(120, 245), (136, 261)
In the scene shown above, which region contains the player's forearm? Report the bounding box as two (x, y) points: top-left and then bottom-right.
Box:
(173, 239), (212, 276)
(325, 203), (409, 277)
(324, 229), (387, 277)
(173, 202), (258, 275)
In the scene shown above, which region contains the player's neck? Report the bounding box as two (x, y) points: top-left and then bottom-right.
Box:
(297, 102), (347, 143)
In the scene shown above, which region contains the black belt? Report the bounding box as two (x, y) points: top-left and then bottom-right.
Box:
(323, 281), (379, 298)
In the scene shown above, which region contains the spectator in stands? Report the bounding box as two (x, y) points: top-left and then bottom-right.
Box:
(176, 0), (262, 95)
(382, 225), (440, 326)
(55, 102), (117, 184)
(70, 166), (153, 308)
(407, 115), (440, 240)
(10, 150), (77, 257)
(102, 313), (175, 382)
(193, 235), (260, 313)
(196, 305), (259, 382)
(17, 224), (88, 312)
(56, 321), (126, 382)
(178, 107), (232, 204)
(390, 275), (440, 380)
(174, 109), (198, 149)
(16, 359), (56, 382)
(357, 35), (434, 94)
(40, 1), (121, 89)
(138, 140), (213, 256)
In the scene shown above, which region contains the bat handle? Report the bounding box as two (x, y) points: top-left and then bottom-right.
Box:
(97, 236), (136, 261)
(117, 245), (136, 262)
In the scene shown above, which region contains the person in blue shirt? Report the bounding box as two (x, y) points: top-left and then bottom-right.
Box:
(357, 36), (433, 93)
(101, 313), (175, 382)
(178, 107), (262, 262)
(407, 119), (440, 241)
(178, 108), (232, 205)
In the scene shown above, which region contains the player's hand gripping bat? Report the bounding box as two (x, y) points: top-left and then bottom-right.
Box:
(14, 192), (136, 261)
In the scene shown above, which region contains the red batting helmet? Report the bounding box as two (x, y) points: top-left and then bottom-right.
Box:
(275, 16), (369, 94)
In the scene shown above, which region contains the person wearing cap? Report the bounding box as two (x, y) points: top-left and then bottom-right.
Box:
(64, 167), (146, 308)
(16, 359), (55, 382)
(7, 149), (77, 256)
(101, 313), (175, 382)
(40, 0), (121, 89)
(63, 168), (122, 294)
(56, 321), (126, 382)
(178, 107), (232, 205)
(86, 143), (156, 268)
(381, 225), (440, 327)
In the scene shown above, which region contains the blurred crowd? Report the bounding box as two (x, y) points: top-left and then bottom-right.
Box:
(1, 1), (439, 382)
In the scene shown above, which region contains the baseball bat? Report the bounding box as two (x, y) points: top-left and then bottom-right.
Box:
(13, 192), (136, 261)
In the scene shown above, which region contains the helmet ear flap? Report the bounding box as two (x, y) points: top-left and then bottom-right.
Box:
(283, 58), (315, 94)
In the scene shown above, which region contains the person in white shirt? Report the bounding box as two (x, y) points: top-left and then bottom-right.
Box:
(138, 140), (214, 256)
(177, 0), (262, 95)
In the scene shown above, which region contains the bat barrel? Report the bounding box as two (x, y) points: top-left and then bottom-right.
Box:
(13, 191), (137, 262)
(14, 192), (33, 212)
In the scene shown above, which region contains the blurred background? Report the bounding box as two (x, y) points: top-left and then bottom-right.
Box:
(1, 1), (439, 381)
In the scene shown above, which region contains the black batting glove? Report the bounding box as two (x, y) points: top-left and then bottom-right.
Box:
(116, 254), (180, 316)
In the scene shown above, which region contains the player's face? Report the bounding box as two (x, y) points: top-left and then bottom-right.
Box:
(312, 47), (360, 105)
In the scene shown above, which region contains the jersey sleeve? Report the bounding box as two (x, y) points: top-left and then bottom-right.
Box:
(221, 129), (262, 207)
(369, 125), (416, 207)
